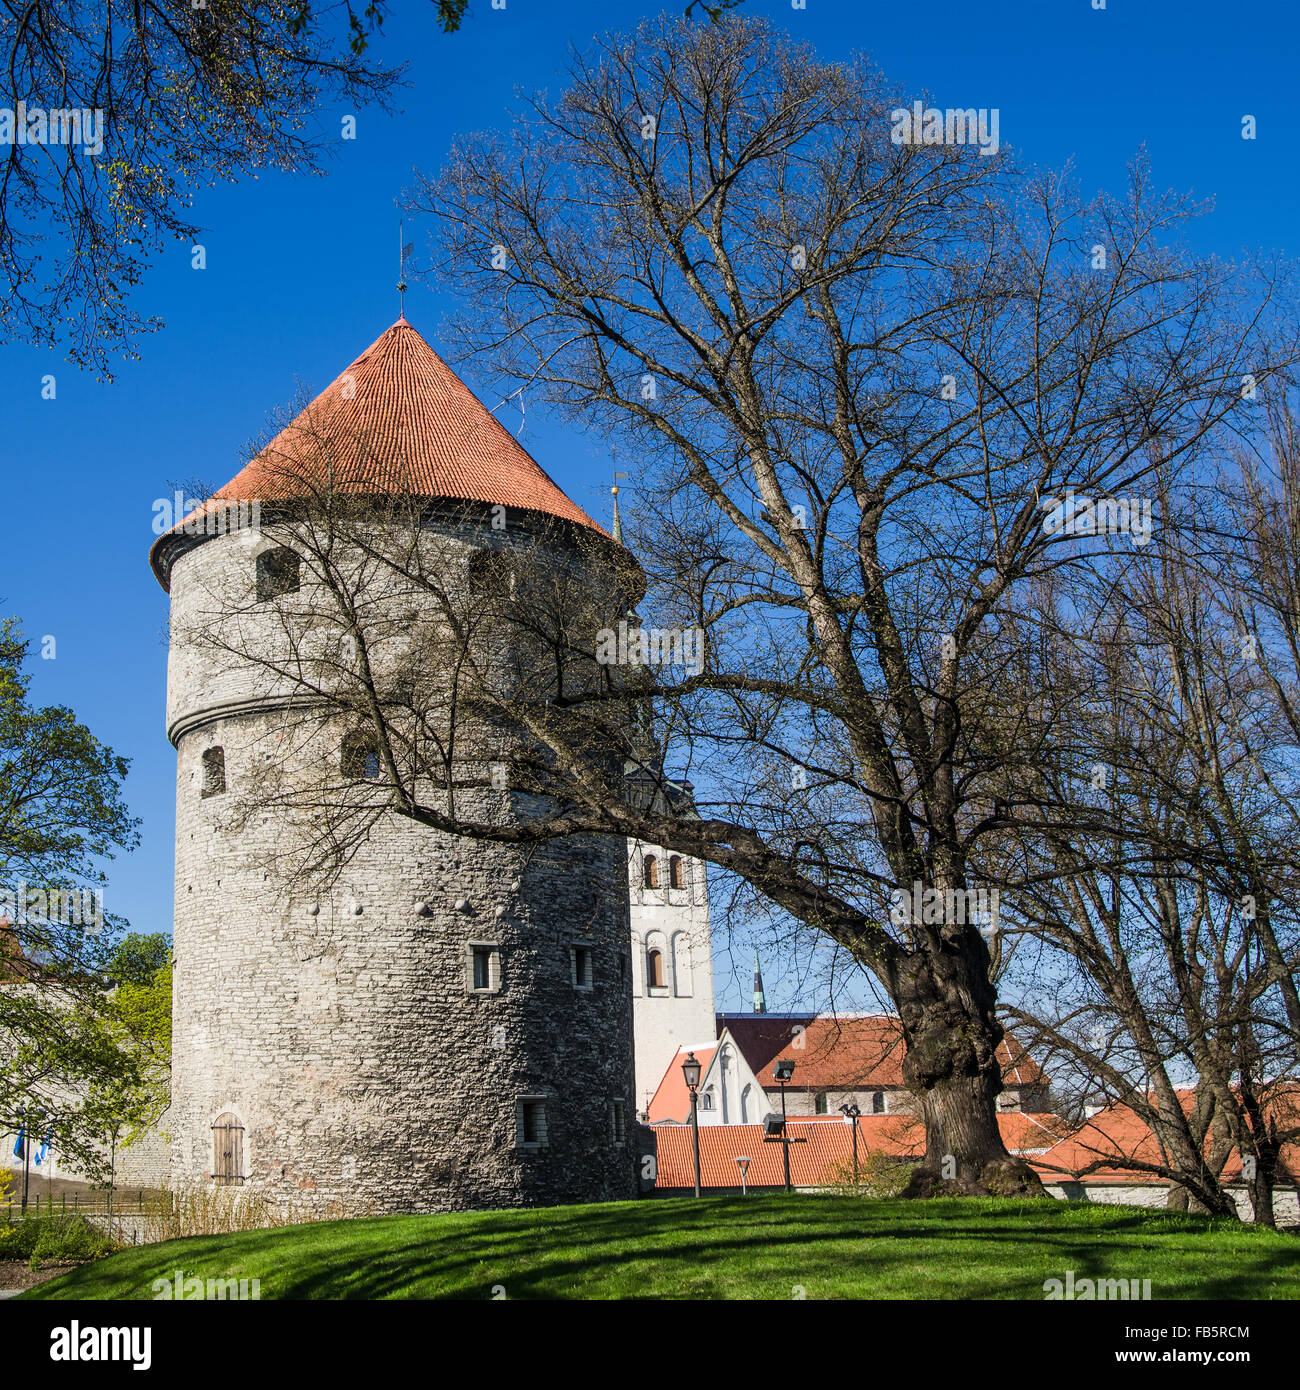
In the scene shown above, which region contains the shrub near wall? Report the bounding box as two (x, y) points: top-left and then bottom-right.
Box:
(823, 1151), (915, 1197)
(0, 1215), (119, 1264)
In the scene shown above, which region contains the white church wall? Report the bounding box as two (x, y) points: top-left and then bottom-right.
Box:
(629, 842), (717, 1113)
(690, 1029), (769, 1127)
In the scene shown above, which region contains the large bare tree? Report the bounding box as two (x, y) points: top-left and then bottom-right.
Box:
(396, 15), (1292, 1192)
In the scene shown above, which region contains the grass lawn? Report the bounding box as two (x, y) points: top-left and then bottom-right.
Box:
(22, 1195), (1300, 1300)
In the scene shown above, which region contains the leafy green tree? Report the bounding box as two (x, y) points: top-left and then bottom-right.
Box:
(0, 618), (141, 1180)
(2, 1), (401, 376)
(104, 949), (172, 1140)
(105, 933), (172, 989)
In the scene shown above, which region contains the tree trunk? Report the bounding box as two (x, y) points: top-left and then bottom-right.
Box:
(890, 940), (1045, 1198)
(1247, 1127), (1279, 1229)
(1248, 1170), (1275, 1228)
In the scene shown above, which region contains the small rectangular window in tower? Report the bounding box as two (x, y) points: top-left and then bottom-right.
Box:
(467, 943), (501, 994)
(517, 1098), (548, 1148)
(572, 944), (593, 990)
(201, 747), (226, 799)
(610, 1099), (627, 1146)
(256, 546), (301, 601)
(341, 731), (381, 781)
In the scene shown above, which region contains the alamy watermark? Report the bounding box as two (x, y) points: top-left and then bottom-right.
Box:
(151, 492), (261, 537)
(890, 102), (1000, 157)
(1044, 1269), (1152, 1300)
(0, 881), (103, 934)
(151, 1268), (261, 1300)
(1040, 488), (1153, 547)
(1, 103), (103, 156)
(890, 880), (999, 928)
(49, 1323), (150, 1370)
(595, 618), (705, 677)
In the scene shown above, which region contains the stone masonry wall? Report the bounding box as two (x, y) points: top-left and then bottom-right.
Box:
(165, 518), (637, 1214)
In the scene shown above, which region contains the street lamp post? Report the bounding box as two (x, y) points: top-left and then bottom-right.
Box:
(773, 1059), (795, 1193)
(20, 1109), (30, 1215)
(839, 1103), (862, 1185)
(735, 1156), (751, 1196)
(681, 1051), (703, 1199)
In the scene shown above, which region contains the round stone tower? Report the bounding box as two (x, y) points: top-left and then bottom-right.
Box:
(149, 319), (638, 1214)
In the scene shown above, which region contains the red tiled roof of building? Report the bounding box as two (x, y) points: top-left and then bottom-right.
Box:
(150, 318), (611, 588)
(718, 1013), (1045, 1091)
(0, 919), (36, 982)
(997, 1110), (1073, 1154)
(647, 1044), (718, 1125)
(1035, 1089), (1300, 1185)
(652, 1113), (1062, 1190)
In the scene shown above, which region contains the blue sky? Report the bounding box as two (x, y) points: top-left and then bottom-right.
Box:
(1, 0), (1296, 1012)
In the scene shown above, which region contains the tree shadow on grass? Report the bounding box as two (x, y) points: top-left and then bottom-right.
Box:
(25, 1196), (1300, 1301)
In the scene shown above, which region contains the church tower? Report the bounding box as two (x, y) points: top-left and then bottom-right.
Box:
(628, 833), (717, 1114)
(151, 319), (639, 1214)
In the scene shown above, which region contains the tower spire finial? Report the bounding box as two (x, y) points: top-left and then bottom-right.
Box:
(611, 463), (628, 545)
(752, 947), (767, 1014)
(397, 220), (411, 320)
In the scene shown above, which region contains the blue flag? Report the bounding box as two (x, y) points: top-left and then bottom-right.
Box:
(12, 1130), (22, 1159)
(33, 1127), (52, 1166)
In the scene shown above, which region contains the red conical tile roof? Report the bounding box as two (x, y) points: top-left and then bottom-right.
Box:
(151, 318), (609, 588)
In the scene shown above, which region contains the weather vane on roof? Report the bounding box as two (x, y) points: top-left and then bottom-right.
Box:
(397, 220), (413, 319)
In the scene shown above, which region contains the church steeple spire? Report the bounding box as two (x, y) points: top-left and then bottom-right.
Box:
(610, 466), (627, 545)
(752, 947), (767, 1014)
